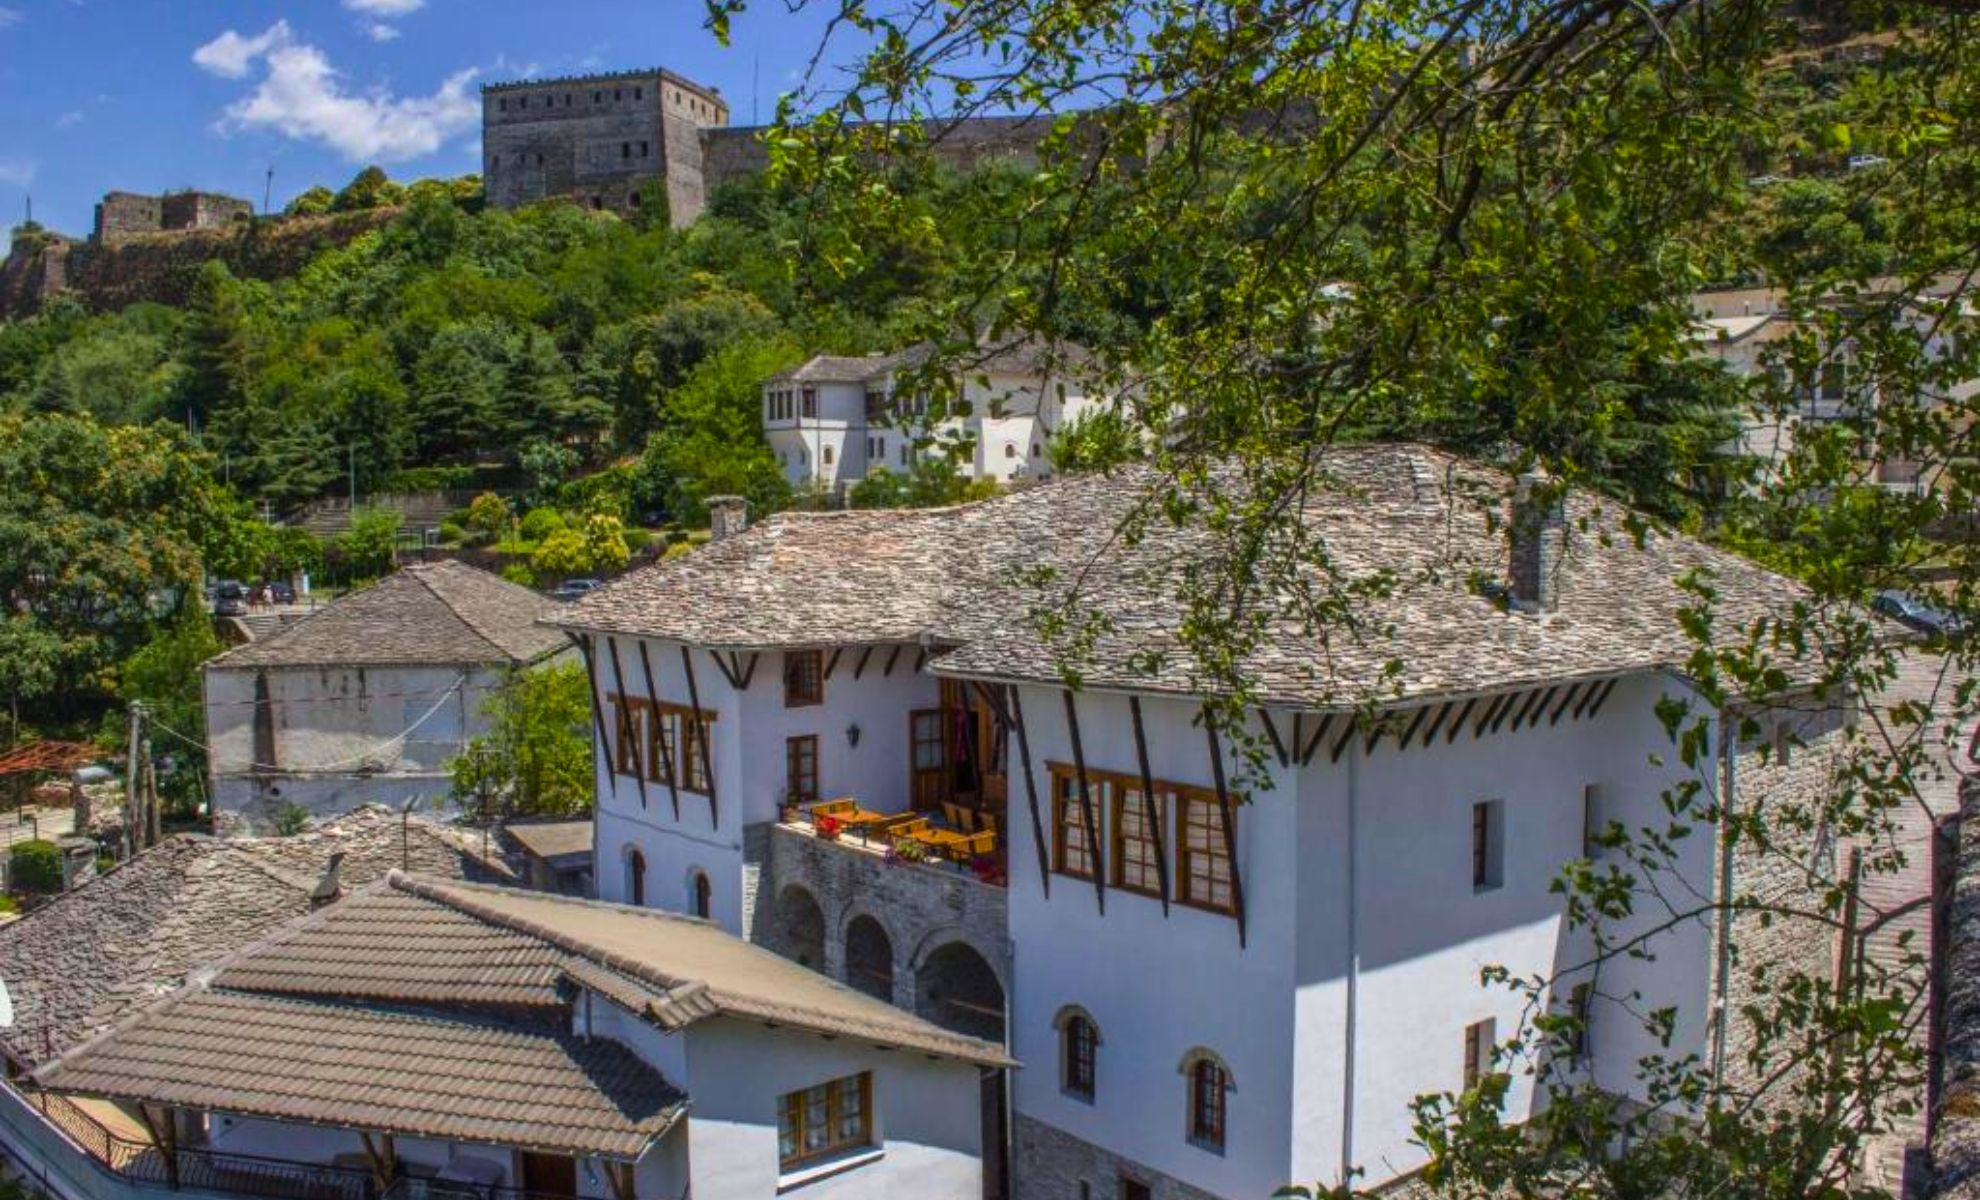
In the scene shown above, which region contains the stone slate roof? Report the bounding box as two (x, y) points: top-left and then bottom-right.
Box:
(554, 444), (1813, 708)
(35, 990), (685, 1161)
(394, 875), (1013, 1066)
(504, 820), (593, 863)
(209, 561), (567, 670)
(768, 336), (1095, 385)
(0, 806), (510, 1068)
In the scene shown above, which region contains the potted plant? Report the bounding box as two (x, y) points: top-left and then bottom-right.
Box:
(892, 836), (929, 864)
(815, 814), (842, 842)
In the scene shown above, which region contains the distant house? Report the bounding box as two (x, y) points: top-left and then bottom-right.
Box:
(763, 338), (1105, 494)
(28, 872), (1006, 1200)
(504, 818), (595, 896)
(202, 561), (570, 832)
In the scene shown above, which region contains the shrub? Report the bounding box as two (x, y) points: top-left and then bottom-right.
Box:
(10, 839), (63, 894)
(532, 528), (591, 578)
(663, 540), (696, 561)
(519, 507), (566, 542)
(272, 803), (311, 837)
(466, 492), (512, 539)
(500, 562), (537, 588)
(437, 520), (467, 546)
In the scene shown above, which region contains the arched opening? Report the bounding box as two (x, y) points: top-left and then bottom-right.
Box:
(625, 847), (646, 907)
(1053, 1005), (1102, 1100)
(688, 870), (712, 919)
(772, 885), (826, 971)
(844, 915), (894, 1002)
(915, 940), (1005, 1042)
(1179, 1047), (1234, 1153)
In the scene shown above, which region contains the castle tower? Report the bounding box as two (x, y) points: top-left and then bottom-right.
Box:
(481, 68), (729, 227)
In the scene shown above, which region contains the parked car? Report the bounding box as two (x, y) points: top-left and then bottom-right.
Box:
(550, 578), (603, 602)
(264, 580), (297, 605)
(214, 581), (248, 617)
(1872, 589), (1964, 639)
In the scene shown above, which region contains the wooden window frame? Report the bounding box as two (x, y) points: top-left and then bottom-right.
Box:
(1176, 787), (1238, 916)
(1187, 1058), (1228, 1151)
(1110, 782), (1166, 899)
(784, 651), (824, 708)
(786, 734), (820, 805)
(777, 1072), (873, 1172)
(1463, 1018), (1494, 1090)
(645, 700), (717, 796)
(1062, 1015), (1098, 1100)
(1048, 766), (1098, 880)
(611, 695), (643, 777)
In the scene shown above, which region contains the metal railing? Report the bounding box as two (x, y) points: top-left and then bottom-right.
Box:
(382, 1180), (604, 1200)
(20, 1085), (377, 1200)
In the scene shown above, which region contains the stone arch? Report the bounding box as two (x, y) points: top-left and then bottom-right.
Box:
(1177, 1044), (1236, 1085)
(914, 939), (1005, 1042)
(843, 913), (895, 1002)
(771, 884), (827, 971)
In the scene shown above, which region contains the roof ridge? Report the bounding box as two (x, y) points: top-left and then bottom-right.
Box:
(404, 563), (515, 664)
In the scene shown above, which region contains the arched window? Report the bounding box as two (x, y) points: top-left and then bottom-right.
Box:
(689, 870), (712, 919)
(1179, 1048), (1232, 1152)
(1054, 1006), (1100, 1100)
(625, 847), (647, 907)
(1004, 443), (1018, 459)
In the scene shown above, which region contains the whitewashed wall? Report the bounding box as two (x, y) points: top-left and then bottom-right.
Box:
(1001, 672), (1718, 1195)
(591, 636), (938, 936)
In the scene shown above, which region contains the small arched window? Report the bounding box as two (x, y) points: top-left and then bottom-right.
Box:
(626, 847), (647, 907)
(1055, 1006), (1100, 1100)
(690, 870), (712, 919)
(1004, 443), (1018, 459)
(823, 445), (835, 466)
(1179, 1047), (1232, 1152)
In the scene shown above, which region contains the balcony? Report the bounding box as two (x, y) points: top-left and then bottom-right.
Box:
(11, 1083), (374, 1200)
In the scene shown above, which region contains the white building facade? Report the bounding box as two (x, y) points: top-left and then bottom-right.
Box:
(555, 445), (1843, 1199)
(763, 341), (1105, 494)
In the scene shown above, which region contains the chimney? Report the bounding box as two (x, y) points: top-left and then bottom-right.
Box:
(1508, 470), (1566, 613)
(310, 852), (346, 908)
(707, 496), (749, 542)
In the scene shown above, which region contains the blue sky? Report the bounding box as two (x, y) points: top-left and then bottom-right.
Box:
(0, 1), (853, 237)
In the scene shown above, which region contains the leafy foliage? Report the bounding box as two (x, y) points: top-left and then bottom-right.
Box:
(450, 662), (593, 818)
(9, 839), (62, 894)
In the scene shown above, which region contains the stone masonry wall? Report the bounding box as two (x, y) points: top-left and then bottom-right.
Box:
(1013, 1114), (1228, 1200)
(754, 821), (1009, 1017)
(1929, 779), (1980, 1198)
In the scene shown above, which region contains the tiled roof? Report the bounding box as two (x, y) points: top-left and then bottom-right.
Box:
(36, 990), (684, 1160)
(209, 561), (568, 669)
(554, 444), (1814, 708)
(0, 806), (510, 1068)
(504, 820), (593, 862)
(768, 336), (1095, 385)
(394, 875), (1013, 1066)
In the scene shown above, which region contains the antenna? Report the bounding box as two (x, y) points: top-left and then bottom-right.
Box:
(752, 54), (759, 125)
(263, 167), (274, 215)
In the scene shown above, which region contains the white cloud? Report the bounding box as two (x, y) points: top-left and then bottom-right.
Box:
(363, 22), (401, 42)
(197, 24), (478, 164)
(193, 22), (294, 80)
(343, 0), (423, 14)
(0, 159), (37, 187)
(54, 110), (82, 129)
(0, 7), (23, 30)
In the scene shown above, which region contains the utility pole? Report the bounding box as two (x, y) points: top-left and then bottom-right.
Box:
(263, 167), (274, 216)
(124, 701), (145, 858)
(349, 443), (357, 509)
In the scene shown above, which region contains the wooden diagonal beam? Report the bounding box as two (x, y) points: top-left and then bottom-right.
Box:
(1130, 696), (1171, 916)
(1446, 697), (1478, 743)
(709, 652), (743, 691)
(823, 647), (844, 680)
(1549, 683), (1583, 725)
(1418, 702), (1453, 747)
(1511, 687), (1555, 732)
(1473, 694), (1508, 738)
(1586, 678), (1619, 717)
(1488, 691), (1523, 734)
(680, 647), (717, 829)
(636, 639), (680, 820)
(1204, 708), (1248, 949)
(853, 646), (875, 680)
(1300, 714), (1334, 765)
(574, 635), (616, 799)
(1008, 688), (1050, 899)
(885, 645), (904, 676)
(1330, 717), (1357, 763)
(605, 637), (649, 811)
(1397, 706), (1430, 752)
(1062, 689), (1105, 915)
(1257, 708), (1289, 768)
(739, 652), (760, 690)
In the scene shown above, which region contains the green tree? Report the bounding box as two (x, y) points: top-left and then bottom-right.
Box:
(531, 528), (592, 579)
(518, 438), (578, 511)
(1047, 407), (1140, 476)
(336, 509), (402, 582)
(638, 336), (798, 525)
(285, 186), (335, 217)
(466, 492), (512, 541)
(333, 166), (405, 212)
(450, 662), (592, 818)
(119, 612), (223, 818)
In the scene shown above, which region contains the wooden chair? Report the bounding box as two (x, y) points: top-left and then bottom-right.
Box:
(809, 799), (857, 820)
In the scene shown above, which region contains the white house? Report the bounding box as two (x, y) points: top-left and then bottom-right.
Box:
(1692, 277), (1977, 492)
(763, 338), (1105, 494)
(551, 444), (1844, 1199)
(30, 872), (1007, 1200)
(203, 561), (570, 832)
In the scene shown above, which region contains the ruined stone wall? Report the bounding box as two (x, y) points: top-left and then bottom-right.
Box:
(697, 112), (1052, 199)
(0, 208), (397, 318)
(159, 192), (252, 233)
(93, 191), (162, 243)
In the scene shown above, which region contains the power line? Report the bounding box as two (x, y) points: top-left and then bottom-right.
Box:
(149, 674), (469, 773)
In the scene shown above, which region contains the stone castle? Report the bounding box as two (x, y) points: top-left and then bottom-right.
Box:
(93, 190), (253, 244)
(481, 66), (1053, 227)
